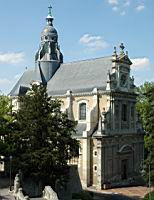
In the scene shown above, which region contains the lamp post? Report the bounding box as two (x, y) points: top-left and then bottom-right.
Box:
(9, 155), (13, 191)
(149, 163), (151, 200)
(141, 162), (151, 200)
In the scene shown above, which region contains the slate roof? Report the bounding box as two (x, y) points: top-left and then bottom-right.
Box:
(9, 56), (113, 96)
(9, 67), (43, 96)
(47, 56), (112, 95)
(74, 122), (98, 138)
(9, 70), (35, 96)
(75, 123), (87, 137)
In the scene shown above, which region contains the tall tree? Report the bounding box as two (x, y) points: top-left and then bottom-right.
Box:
(136, 82), (154, 185)
(0, 94), (15, 157)
(9, 84), (79, 188)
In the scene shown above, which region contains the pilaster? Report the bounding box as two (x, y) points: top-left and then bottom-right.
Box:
(81, 137), (91, 187)
(119, 101), (122, 131)
(96, 138), (103, 190)
(86, 88), (98, 133)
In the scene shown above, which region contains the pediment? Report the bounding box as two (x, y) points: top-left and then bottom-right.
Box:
(118, 144), (134, 154)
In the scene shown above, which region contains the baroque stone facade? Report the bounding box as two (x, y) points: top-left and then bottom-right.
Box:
(10, 7), (144, 189)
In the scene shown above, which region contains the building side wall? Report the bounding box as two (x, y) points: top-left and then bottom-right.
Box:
(93, 134), (144, 187)
(11, 90), (144, 189)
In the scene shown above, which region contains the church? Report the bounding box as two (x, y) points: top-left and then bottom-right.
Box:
(10, 7), (144, 189)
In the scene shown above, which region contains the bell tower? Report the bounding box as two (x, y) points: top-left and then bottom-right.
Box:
(35, 6), (63, 84)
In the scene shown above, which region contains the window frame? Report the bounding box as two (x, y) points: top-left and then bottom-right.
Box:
(77, 100), (88, 122)
(79, 102), (87, 120)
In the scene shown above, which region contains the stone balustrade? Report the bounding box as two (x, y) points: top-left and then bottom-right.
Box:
(43, 186), (59, 200)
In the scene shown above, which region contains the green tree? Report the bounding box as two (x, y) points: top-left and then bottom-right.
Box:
(0, 94), (15, 157)
(136, 82), (154, 185)
(9, 84), (79, 188)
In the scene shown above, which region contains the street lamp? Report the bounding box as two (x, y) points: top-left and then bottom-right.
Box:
(141, 163), (151, 200)
(148, 164), (151, 200)
(9, 155), (13, 191)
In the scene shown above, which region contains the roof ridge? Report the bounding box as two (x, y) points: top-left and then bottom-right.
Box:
(62, 55), (112, 65)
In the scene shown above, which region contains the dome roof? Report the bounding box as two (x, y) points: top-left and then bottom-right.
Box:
(42, 25), (57, 37)
(40, 6), (58, 43)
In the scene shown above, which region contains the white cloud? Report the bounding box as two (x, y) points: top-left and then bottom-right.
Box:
(108, 0), (119, 6)
(107, 0), (145, 15)
(136, 4), (145, 12)
(0, 52), (25, 64)
(79, 34), (109, 52)
(0, 78), (11, 85)
(107, 0), (128, 15)
(124, 0), (130, 7)
(112, 6), (119, 11)
(120, 11), (126, 16)
(131, 57), (150, 70)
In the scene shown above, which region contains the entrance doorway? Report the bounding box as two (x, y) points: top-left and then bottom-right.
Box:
(121, 159), (128, 180)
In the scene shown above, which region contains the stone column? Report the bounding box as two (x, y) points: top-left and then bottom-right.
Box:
(66, 90), (73, 120)
(134, 104), (137, 133)
(96, 138), (103, 190)
(119, 101), (122, 131)
(129, 102), (132, 130)
(112, 99), (115, 131)
(110, 94), (115, 132)
(81, 137), (91, 187)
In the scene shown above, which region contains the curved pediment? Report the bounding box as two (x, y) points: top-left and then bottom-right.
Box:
(118, 144), (134, 153)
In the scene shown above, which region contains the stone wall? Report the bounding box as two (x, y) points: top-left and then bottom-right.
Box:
(94, 133), (144, 188)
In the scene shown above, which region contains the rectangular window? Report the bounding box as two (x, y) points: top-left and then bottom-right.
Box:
(79, 103), (86, 120)
(122, 104), (127, 121)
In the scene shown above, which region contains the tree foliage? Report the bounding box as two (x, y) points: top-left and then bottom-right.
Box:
(0, 94), (15, 157)
(136, 82), (154, 185)
(0, 84), (79, 187)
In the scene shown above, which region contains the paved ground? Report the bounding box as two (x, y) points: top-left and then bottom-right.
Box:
(1, 174), (153, 200)
(0, 175), (14, 200)
(87, 186), (153, 200)
(0, 187), (152, 200)
(0, 188), (14, 200)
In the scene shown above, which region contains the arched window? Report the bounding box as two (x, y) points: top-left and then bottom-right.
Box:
(79, 103), (86, 120)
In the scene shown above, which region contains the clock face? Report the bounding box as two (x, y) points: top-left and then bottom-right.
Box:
(120, 74), (127, 87)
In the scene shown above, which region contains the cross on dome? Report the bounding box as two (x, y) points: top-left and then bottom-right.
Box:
(48, 5), (52, 16)
(46, 5), (54, 26)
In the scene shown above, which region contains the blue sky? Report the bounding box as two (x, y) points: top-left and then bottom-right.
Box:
(0, 0), (153, 94)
